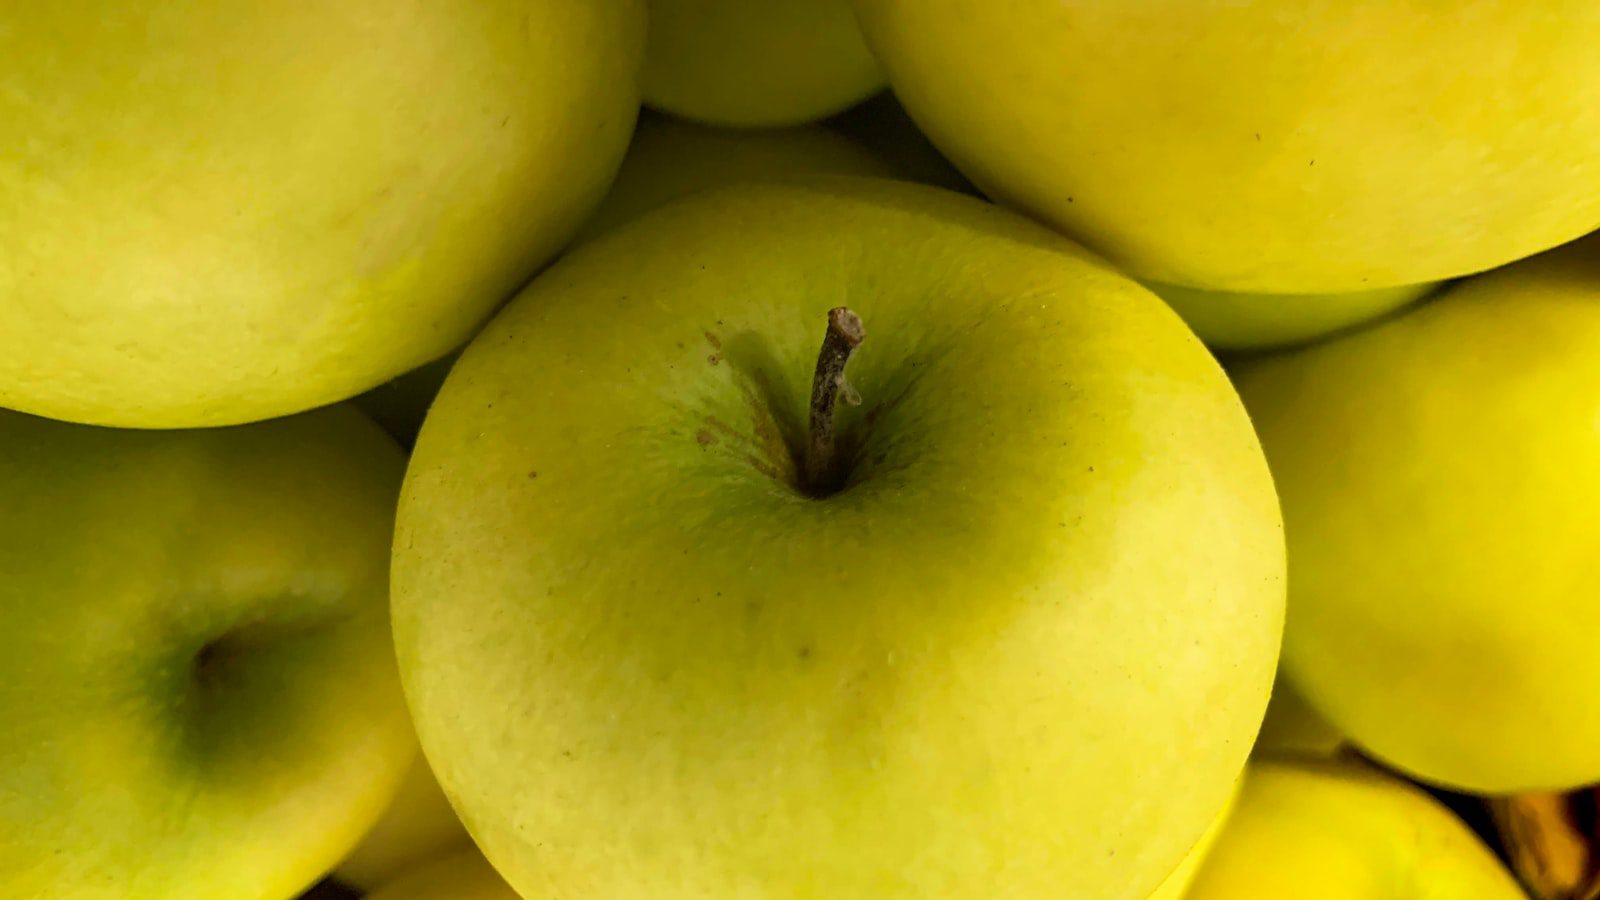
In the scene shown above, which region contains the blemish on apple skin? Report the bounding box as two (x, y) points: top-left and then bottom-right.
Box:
(704, 331), (722, 350)
(695, 429), (718, 446)
(528, 470), (538, 479)
(707, 354), (721, 366)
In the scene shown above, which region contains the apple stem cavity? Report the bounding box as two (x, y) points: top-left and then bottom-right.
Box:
(803, 307), (865, 496)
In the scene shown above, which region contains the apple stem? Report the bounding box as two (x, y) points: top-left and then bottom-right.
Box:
(804, 307), (865, 494)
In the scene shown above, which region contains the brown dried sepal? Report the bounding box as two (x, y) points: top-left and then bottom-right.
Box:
(1491, 790), (1600, 900)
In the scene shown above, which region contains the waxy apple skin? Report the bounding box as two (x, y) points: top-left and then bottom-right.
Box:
(395, 179), (1285, 899)
(1186, 761), (1523, 900)
(1235, 234), (1600, 793)
(0, 1), (644, 428)
(851, 0), (1600, 294)
(0, 405), (411, 899)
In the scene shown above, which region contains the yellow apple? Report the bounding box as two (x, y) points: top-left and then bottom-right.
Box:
(1146, 781), (1238, 900)
(393, 179), (1285, 898)
(1186, 760), (1523, 899)
(0, 2), (644, 428)
(1234, 233), (1600, 792)
(643, 0), (884, 127)
(331, 749), (470, 892)
(1148, 282), (1440, 351)
(850, 0), (1600, 293)
(0, 405), (411, 899)
(365, 850), (517, 900)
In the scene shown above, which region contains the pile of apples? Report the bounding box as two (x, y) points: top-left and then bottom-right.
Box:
(6, 3), (1600, 899)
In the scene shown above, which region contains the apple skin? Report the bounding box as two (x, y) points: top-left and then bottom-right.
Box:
(331, 750), (471, 892)
(0, 405), (412, 899)
(643, 0), (884, 127)
(1233, 233), (1600, 793)
(1185, 760), (1523, 899)
(1148, 282), (1440, 352)
(849, 0), (1600, 293)
(393, 179), (1285, 898)
(357, 116), (894, 447)
(1145, 781), (1238, 900)
(366, 850), (518, 900)
(0, 2), (644, 429)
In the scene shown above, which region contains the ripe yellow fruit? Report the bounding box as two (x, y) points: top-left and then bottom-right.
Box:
(851, 0), (1600, 293)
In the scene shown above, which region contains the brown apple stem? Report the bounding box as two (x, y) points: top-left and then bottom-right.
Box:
(803, 307), (865, 493)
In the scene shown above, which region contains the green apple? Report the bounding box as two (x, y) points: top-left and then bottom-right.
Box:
(1234, 233), (1600, 793)
(1185, 760), (1523, 899)
(850, 0), (1600, 293)
(0, 405), (411, 899)
(393, 179), (1285, 898)
(332, 749), (470, 892)
(1148, 282), (1440, 352)
(1253, 675), (1346, 760)
(826, 92), (975, 193)
(0, 2), (644, 429)
(643, 0), (884, 127)
(1146, 781), (1238, 900)
(366, 850), (517, 900)
(357, 115), (894, 447)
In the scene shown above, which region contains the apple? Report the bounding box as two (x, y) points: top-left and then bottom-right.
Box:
(1146, 781), (1238, 900)
(331, 750), (470, 892)
(357, 115), (894, 447)
(643, 0), (884, 127)
(849, 0), (1600, 293)
(0, 2), (644, 428)
(826, 92), (975, 194)
(0, 405), (411, 898)
(1233, 233), (1600, 792)
(1253, 674), (1346, 760)
(1148, 282), (1440, 352)
(393, 179), (1285, 898)
(365, 850), (517, 900)
(1185, 760), (1523, 899)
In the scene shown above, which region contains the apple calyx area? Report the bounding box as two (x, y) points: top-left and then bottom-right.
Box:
(802, 306), (865, 497)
